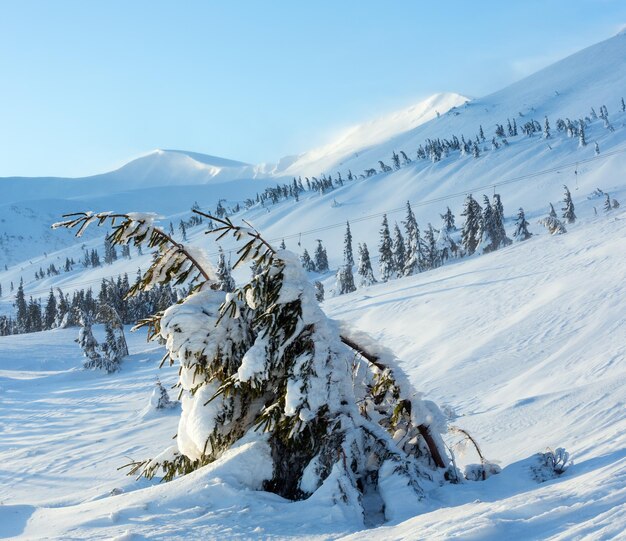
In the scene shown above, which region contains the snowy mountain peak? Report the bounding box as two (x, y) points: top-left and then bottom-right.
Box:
(107, 149), (256, 187)
(275, 92), (468, 176)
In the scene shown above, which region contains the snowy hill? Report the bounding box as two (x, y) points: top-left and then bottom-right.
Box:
(1, 206), (624, 540)
(1, 31), (626, 540)
(273, 92), (469, 176)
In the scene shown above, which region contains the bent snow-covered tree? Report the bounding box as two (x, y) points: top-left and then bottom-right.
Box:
(53, 211), (452, 520)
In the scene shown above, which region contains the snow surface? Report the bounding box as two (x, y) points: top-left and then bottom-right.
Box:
(1, 31), (626, 540)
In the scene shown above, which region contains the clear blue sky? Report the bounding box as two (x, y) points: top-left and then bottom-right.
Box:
(1, 0), (625, 177)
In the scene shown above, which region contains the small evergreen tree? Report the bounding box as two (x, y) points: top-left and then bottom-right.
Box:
(461, 195), (482, 255)
(402, 201), (422, 276)
(379, 215), (395, 282)
(151, 379), (177, 410)
(314, 280), (325, 302)
(422, 224), (439, 270)
(43, 289), (57, 330)
(14, 279), (28, 334)
(78, 312), (105, 371)
(179, 221), (188, 241)
(513, 208), (532, 241)
(300, 249), (316, 272)
(392, 223), (406, 274)
(313, 240), (329, 272)
(392, 151), (401, 170)
(440, 207), (456, 231)
(357, 243), (377, 287)
(215, 248), (236, 292)
(335, 264), (356, 295)
(604, 193), (612, 212)
(539, 216), (567, 235)
(578, 119), (587, 147)
(343, 222), (354, 267)
(104, 236), (118, 265)
(562, 185), (577, 224)
(543, 116), (551, 139)
(435, 221), (458, 263)
(98, 304), (128, 372)
(549, 203), (557, 218)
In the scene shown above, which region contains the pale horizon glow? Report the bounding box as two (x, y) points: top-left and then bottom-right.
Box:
(1, 0), (625, 178)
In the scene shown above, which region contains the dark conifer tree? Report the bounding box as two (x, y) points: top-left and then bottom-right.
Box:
(300, 249), (316, 272)
(314, 280), (325, 302)
(104, 236), (118, 265)
(402, 201), (422, 276)
(562, 186), (577, 224)
(43, 289), (57, 330)
(379, 215), (394, 282)
(392, 223), (406, 274)
(440, 207), (456, 231)
(314, 240), (329, 272)
(357, 243), (377, 287)
(179, 221), (188, 241)
(392, 151), (401, 170)
(513, 208), (532, 242)
(216, 248), (236, 292)
(422, 224), (439, 270)
(14, 279), (28, 334)
(461, 195), (482, 255)
(549, 203), (557, 218)
(27, 297), (42, 332)
(335, 264), (356, 295)
(344, 222), (354, 267)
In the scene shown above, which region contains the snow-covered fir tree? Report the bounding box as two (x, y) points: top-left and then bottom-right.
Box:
(14, 279), (28, 334)
(435, 219), (458, 263)
(379, 214), (395, 282)
(151, 379), (177, 410)
(215, 247), (236, 292)
(539, 216), (567, 235)
(98, 304), (128, 372)
(492, 194), (511, 249)
(300, 248), (316, 272)
(43, 289), (57, 330)
(54, 210), (453, 520)
(335, 263), (356, 295)
(314, 280), (324, 302)
(440, 207), (456, 232)
(357, 242), (377, 287)
(578, 119), (587, 147)
(422, 224), (440, 270)
(402, 201), (422, 276)
(549, 203), (558, 218)
(104, 236), (118, 265)
(343, 221), (354, 267)
(461, 195), (483, 255)
(392, 223), (406, 274)
(513, 208), (532, 241)
(314, 240), (329, 272)
(562, 185), (577, 224)
(77, 312), (108, 371)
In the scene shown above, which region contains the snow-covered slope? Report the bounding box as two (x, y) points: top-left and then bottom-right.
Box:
(1, 206), (624, 540)
(273, 92), (468, 176)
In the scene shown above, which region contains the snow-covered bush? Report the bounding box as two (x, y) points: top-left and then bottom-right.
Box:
(150, 379), (177, 410)
(531, 447), (571, 482)
(54, 211), (453, 521)
(539, 216), (567, 235)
